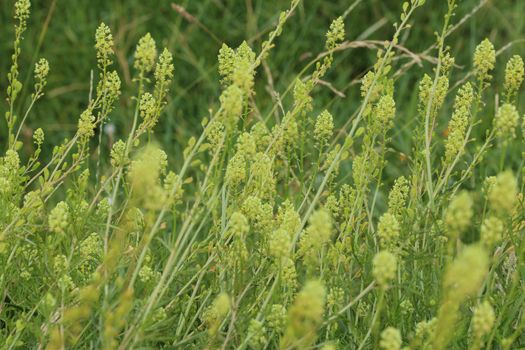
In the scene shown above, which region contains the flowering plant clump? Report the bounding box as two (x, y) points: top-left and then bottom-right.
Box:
(0, 0), (525, 349)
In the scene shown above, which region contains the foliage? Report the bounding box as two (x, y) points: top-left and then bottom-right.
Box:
(0, 0), (524, 349)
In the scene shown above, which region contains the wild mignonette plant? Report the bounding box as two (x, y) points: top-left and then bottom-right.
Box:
(0, 0), (524, 349)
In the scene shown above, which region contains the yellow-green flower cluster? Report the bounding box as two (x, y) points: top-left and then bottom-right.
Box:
(400, 299), (414, 315)
(0, 150), (21, 197)
(232, 53), (255, 95)
(418, 74), (449, 119)
(249, 152), (276, 200)
(79, 233), (102, 259)
(441, 52), (456, 76)
(434, 245), (489, 350)
(139, 92), (157, 128)
(251, 122), (271, 151)
(225, 153), (246, 187)
(132, 44), (173, 134)
(138, 264), (160, 285)
(219, 85), (244, 131)
(356, 301), (370, 317)
(268, 228), (291, 260)
(241, 196), (273, 236)
(247, 319), (266, 348)
(377, 212), (400, 248)
(205, 119), (225, 148)
(205, 292), (231, 336)
(78, 109), (96, 141)
(163, 171), (184, 207)
(48, 201), (69, 234)
(293, 78), (313, 114)
(33, 58), (49, 93)
(95, 22), (114, 69)
(154, 48), (174, 98)
(218, 44), (236, 85)
(379, 327), (402, 350)
(372, 250), (397, 288)
(53, 254), (68, 274)
(325, 194), (340, 219)
(290, 16), (345, 118)
(473, 39), (496, 82)
(6, 0), (31, 144)
(267, 304), (286, 331)
(271, 113), (300, 156)
(299, 209), (333, 266)
(23, 190), (44, 215)
(487, 171), (517, 216)
(54, 255), (75, 290)
(78, 233), (103, 279)
(321, 343), (336, 350)
(326, 17), (345, 51)
(361, 71), (382, 102)
(504, 55), (524, 102)
(134, 33), (157, 74)
(4, 150), (20, 171)
(338, 175), (357, 207)
(128, 146), (169, 210)
(308, 209), (333, 245)
(218, 41), (255, 95)
(250, 152), (272, 179)
(444, 82), (474, 164)
(387, 176), (409, 219)
(110, 140), (128, 167)
(443, 244), (488, 301)
(495, 103), (519, 142)
(151, 307), (167, 323)
(14, 0), (30, 30)
(228, 211), (249, 237)
(281, 280), (326, 349)
(276, 201), (301, 236)
(91, 23), (122, 120)
(281, 257), (298, 289)
(373, 94), (396, 132)
(99, 70), (121, 109)
(444, 191), (473, 240)
(471, 301), (495, 340)
(236, 132), (256, 156)
(480, 216), (504, 248)
(314, 110), (334, 146)
(33, 128), (44, 146)
(258, 7), (289, 62)
(414, 318), (437, 348)
(314, 16), (345, 80)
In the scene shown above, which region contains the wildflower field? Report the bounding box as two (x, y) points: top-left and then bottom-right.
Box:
(1, 0), (525, 348)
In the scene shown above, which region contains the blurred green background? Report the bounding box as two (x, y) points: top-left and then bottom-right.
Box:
(0, 0), (524, 168)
